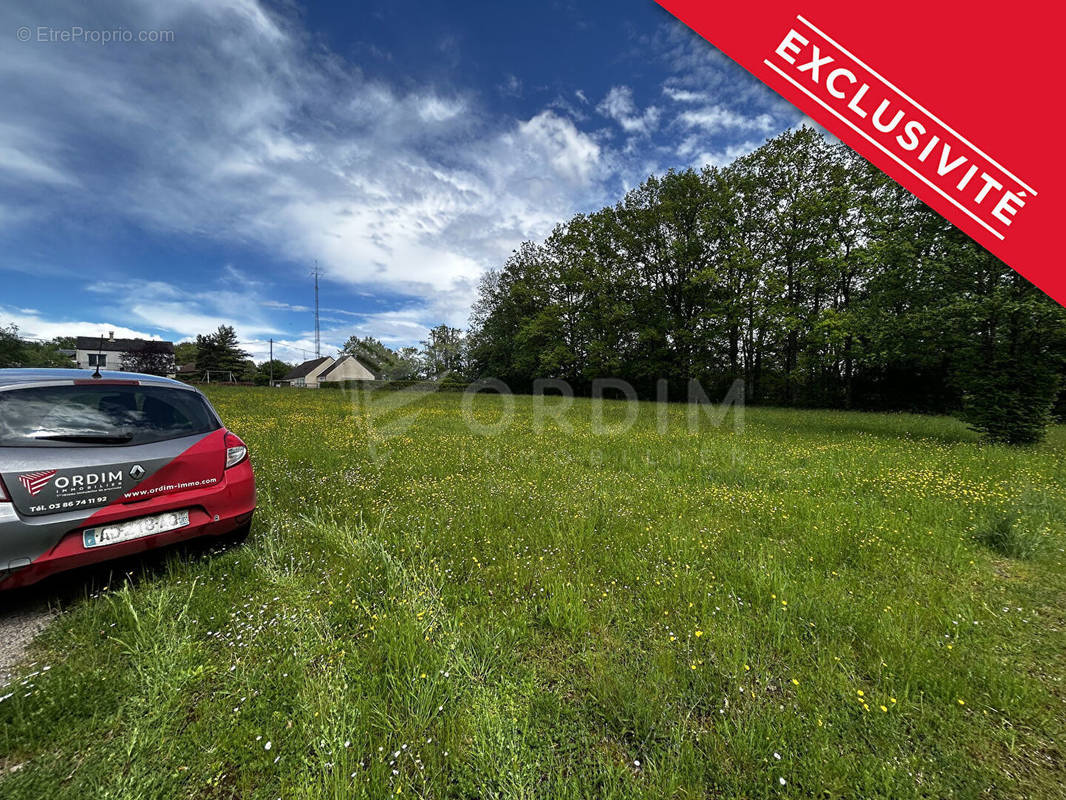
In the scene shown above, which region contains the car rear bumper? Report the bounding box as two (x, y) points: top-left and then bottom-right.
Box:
(0, 460), (256, 591)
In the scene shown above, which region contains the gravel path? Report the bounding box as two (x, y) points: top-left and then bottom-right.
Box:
(0, 599), (56, 687)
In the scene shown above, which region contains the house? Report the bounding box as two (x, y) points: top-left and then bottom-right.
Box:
(284, 356), (335, 388)
(285, 354), (376, 387)
(318, 354), (376, 384)
(74, 332), (175, 373)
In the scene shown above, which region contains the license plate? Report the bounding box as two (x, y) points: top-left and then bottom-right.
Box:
(83, 510), (190, 549)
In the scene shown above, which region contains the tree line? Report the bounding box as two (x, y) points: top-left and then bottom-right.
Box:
(0, 325), (74, 368)
(465, 127), (1066, 443)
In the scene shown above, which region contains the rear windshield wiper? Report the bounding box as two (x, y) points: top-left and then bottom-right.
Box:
(31, 433), (134, 444)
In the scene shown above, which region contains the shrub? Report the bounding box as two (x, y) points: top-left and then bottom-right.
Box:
(960, 367), (1059, 445)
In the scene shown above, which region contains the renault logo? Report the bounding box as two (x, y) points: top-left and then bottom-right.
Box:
(129, 464), (145, 480)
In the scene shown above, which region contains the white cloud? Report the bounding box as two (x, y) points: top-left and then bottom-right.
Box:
(661, 87), (707, 104)
(0, 306), (157, 342)
(417, 95), (466, 123)
(0, 0), (617, 331)
(0, 143), (78, 187)
(512, 111), (602, 185)
(340, 309), (432, 346)
(125, 304), (260, 339)
(0, 123), (80, 187)
(82, 278), (282, 341)
(676, 105), (775, 134)
(596, 86), (660, 137)
(263, 300), (311, 312)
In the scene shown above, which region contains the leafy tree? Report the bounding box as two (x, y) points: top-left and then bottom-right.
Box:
(255, 359), (292, 386)
(0, 324), (26, 367)
(121, 341), (175, 376)
(173, 341), (198, 366)
(468, 242), (560, 389)
(393, 347), (424, 380)
(421, 325), (465, 378)
(194, 325), (249, 378)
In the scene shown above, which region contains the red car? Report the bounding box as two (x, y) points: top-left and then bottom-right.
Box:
(0, 368), (256, 590)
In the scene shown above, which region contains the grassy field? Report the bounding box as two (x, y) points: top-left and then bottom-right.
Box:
(1, 387), (1064, 799)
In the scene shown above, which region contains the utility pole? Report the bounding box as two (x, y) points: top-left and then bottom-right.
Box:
(269, 338), (274, 386)
(312, 261), (321, 358)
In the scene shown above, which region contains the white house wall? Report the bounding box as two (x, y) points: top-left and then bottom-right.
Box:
(321, 357), (375, 382)
(74, 349), (128, 370)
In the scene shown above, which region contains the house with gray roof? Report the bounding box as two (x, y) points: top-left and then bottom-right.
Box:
(74, 332), (174, 373)
(284, 356), (334, 388)
(284, 354), (377, 387)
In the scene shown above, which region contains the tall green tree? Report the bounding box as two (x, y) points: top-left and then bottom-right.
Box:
(938, 231), (1066, 443)
(194, 325), (249, 377)
(421, 325), (465, 378)
(173, 341), (198, 366)
(0, 324), (25, 367)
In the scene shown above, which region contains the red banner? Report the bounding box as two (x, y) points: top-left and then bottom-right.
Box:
(656, 1), (1064, 307)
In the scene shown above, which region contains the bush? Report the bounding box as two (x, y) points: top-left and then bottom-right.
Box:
(960, 367), (1059, 445)
(437, 372), (470, 391)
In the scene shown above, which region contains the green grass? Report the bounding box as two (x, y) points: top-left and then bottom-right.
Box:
(2, 388), (1064, 799)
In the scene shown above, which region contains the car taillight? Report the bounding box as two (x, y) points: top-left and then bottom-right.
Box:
(224, 432), (248, 469)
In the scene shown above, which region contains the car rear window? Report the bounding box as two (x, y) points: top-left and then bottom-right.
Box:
(0, 384), (221, 447)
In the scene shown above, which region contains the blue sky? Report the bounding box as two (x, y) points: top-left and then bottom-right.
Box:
(0, 0), (801, 362)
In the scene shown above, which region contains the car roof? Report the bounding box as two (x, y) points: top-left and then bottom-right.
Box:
(0, 368), (198, 391)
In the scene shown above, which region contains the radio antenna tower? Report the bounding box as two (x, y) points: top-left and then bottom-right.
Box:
(312, 261), (321, 358)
